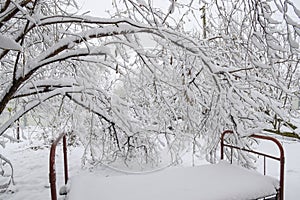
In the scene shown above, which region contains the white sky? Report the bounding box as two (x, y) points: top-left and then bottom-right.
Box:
(76, 0), (113, 17)
(77, 0), (300, 18)
(75, 0), (300, 48)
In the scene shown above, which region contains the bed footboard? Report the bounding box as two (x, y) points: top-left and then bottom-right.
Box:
(220, 130), (285, 200)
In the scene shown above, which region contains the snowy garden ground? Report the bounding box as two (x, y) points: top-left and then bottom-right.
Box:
(0, 127), (299, 200)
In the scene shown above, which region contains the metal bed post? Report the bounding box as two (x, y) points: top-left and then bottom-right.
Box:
(49, 132), (69, 200)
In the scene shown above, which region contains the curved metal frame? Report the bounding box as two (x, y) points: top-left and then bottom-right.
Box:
(49, 132), (68, 200)
(49, 131), (284, 200)
(221, 130), (285, 200)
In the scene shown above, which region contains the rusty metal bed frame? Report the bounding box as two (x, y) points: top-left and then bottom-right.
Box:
(49, 132), (68, 200)
(221, 130), (285, 200)
(49, 130), (285, 200)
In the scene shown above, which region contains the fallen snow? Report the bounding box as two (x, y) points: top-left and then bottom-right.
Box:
(0, 128), (299, 200)
(0, 128), (84, 200)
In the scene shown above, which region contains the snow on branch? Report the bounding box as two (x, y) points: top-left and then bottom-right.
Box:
(29, 46), (112, 72)
(38, 15), (153, 29)
(65, 93), (115, 126)
(13, 78), (78, 99)
(24, 25), (154, 75)
(0, 0), (32, 26)
(0, 86), (84, 136)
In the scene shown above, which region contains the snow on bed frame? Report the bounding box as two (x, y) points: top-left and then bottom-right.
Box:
(221, 130), (285, 200)
(49, 130), (285, 200)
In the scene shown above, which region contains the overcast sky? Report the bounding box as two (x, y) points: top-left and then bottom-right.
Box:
(77, 0), (300, 18)
(76, 0), (112, 17)
(76, 0), (168, 17)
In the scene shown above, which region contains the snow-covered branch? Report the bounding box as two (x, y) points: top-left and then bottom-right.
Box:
(0, 86), (85, 136)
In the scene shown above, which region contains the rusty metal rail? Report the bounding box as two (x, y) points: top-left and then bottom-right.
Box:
(221, 130), (285, 200)
(49, 132), (68, 200)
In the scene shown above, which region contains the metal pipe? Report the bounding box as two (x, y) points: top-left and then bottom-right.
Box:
(222, 144), (281, 161)
(49, 132), (68, 200)
(252, 134), (285, 200)
(63, 135), (68, 184)
(264, 156), (266, 176)
(220, 130), (233, 160)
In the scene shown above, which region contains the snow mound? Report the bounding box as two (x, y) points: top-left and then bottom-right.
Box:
(68, 161), (279, 200)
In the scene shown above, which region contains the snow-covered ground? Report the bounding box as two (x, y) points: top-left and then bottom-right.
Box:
(0, 129), (299, 200)
(281, 140), (300, 199)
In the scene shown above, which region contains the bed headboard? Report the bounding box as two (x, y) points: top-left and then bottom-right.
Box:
(220, 130), (285, 200)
